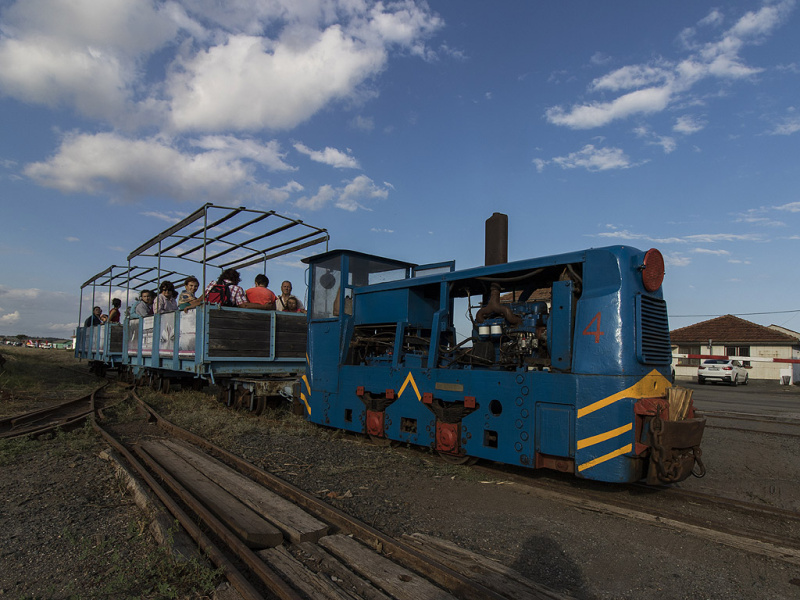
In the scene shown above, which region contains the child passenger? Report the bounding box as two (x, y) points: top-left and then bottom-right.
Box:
(178, 276), (203, 312)
(155, 281), (177, 314)
(284, 296), (305, 313)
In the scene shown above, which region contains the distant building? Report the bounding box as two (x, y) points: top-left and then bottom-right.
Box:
(670, 315), (800, 383)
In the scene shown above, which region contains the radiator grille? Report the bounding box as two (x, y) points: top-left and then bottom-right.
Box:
(637, 295), (671, 364)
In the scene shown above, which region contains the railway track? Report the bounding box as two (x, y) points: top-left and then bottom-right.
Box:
(0, 383), (106, 439)
(469, 463), (800, 567)
(93, 390), (569, 600)
(701, 410), (800, 437)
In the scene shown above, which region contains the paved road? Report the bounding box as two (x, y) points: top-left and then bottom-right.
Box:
(675, 377), (800, 418)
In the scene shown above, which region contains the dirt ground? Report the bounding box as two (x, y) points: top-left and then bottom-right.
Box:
(2, 347), (800, 599)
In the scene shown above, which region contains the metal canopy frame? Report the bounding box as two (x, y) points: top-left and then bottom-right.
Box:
(77, 204), (328, 327)
(127, 203), (329, 273)
(80, 265), (194, 291)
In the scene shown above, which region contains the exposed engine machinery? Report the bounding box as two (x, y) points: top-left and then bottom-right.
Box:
(473, 285), (549, 369)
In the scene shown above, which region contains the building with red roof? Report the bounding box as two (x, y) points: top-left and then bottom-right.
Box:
(670, 315), (800, 383)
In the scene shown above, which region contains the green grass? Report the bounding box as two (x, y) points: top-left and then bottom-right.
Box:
(0, 434), (42, 466)
(0, 422), (100, 466)
(0, 346), (99, 415)
(59, 519), (221, 599)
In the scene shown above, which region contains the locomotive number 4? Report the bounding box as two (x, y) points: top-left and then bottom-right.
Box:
(582, 312), (605, 343)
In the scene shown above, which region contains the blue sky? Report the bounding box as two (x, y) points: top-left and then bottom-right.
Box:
(1, 0), (799, 338)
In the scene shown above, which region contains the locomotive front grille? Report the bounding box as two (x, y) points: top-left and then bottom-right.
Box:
(637, 294), (671, 364)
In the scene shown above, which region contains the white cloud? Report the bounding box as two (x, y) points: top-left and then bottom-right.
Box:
(294, 142), (360, 168)
(591, 64), (672, 92)
(165, 2), (442, 133)
(296, 184), (337, 211)
(774, 201), (800, 212)
(692, 248), (731, 255)
(546, 86), (672, 129)
(0, 286), (40, 300)
(595, 229), (762, 245)
(295, 174), (390, 211)
(0, 0), (443, 139)
(545, 1), (795, 130)
(633, 126), (676, 153)
(683, 232), (762, 243)
(351, 115), (375, 131)
(65, 236), (80, 242)
(0, 0), (178, 121)
(551, 144), (634, 171)
(23, 131), (294, 204)
(768, 115), (800, 135)
(191, 136), (295, 171)
(674, 115), (707, 134)
(167, 29), (386, 132)
(664, 253), (692, 268)
(336, 174), (389, 211)
(0, 311), (20, 324)
(735, 214), (786, 226)
(141, 211), (183, 224)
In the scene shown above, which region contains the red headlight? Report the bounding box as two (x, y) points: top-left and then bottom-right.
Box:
(642, 248), (665, 292)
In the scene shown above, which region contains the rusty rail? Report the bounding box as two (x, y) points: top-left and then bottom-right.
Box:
(91, 418), (266, 600)
(131, 391), (523, 600)
(0, 384), (107, 439)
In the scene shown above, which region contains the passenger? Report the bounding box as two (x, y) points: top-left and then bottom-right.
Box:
(134, 290), (154, 317)
(177, 276), (204, 312)
(108, 298), (122, 323)
(84, 306), (105, 327)
(283, 296), (306, 313)
(155, 281), (178, 314)
(276, 280), (304, 312)
(246, 274), (277, 309)
(205, 268), (247, 307)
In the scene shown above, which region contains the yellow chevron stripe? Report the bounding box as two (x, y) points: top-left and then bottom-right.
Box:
(577, 369), (670, 419)
(300, 392), (311, 415)
(397, 371), (421, 401)
(578, 443), (633, 472)
(301, 374), (311, 395)
(577, 422), (632, 450)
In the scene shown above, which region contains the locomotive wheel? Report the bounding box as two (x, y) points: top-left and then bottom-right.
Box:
(160, 377), (171, 394)
(234, 385), (252, 411)
(252, 396), (266, 416)
(217, 386), (230, 405)
(437, 451), (478, 466)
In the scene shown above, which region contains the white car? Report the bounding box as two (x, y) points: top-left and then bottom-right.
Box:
(697, 359), (748, 386)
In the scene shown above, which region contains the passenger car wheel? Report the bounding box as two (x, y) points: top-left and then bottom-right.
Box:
(731, 375), (738, 386)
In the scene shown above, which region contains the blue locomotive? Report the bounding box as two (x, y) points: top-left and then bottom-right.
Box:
(76, 207), (704, 484)
(302, 214), (704, 484)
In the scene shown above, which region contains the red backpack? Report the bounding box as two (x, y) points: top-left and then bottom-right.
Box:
(206, 282), (235, 306)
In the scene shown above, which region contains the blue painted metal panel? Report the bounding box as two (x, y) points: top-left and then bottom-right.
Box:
(549, 280), (573, 371)
(536, 403), (573, 458)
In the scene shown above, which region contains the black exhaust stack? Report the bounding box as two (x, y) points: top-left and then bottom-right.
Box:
(485, 212), (508, 266)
